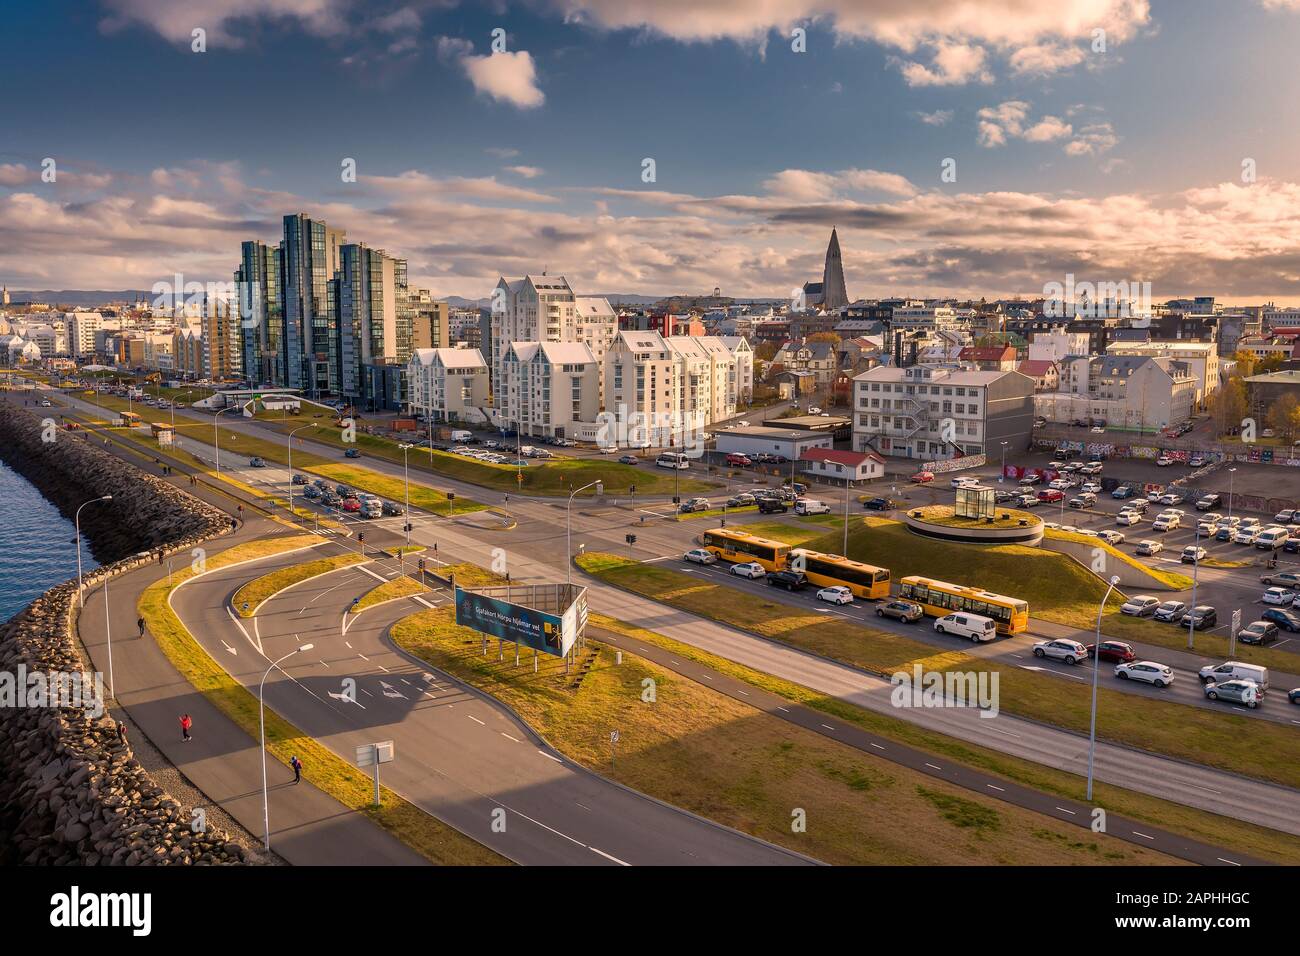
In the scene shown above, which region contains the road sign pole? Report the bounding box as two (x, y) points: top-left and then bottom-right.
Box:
(373, 758), (380, 807)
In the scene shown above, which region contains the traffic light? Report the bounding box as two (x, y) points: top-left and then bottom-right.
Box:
(418, 558), (426, 571)
(672, 495), (680, 504)
(447, 492), (456, 500)
(625, 533), (637, 545)
(404, 522), (412, 533)
(629, 484), (635, 495)
(357, 532), (365, 543)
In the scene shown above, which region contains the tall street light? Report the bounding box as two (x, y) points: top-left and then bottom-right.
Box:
(74, 495), (113, 607)
(398, 443), (413, 545)
(1086, 574), (1122, 802)
(567, 480), (604, 584)
(1186, 521), (1203, 650)
(287, 423), (317, 518)
(260, 644), (312, 851)
(999, 441), (1009, 483)
(1226, 466), (1237, 521)
(213, 404), (239, 477)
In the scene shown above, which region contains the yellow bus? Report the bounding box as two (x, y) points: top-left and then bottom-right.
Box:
(897, 576), (1029, 635)
(789, 548), (891, 599)
(119, 411), (142, 427)
(701, 528), (791, 571)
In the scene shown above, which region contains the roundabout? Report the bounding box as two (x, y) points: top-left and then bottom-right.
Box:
(901, 504), (1045, 546)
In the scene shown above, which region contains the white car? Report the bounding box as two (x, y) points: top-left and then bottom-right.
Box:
(1097, 530), (1126, 545)
(1181, 546), (1207, 564)
(1081, 482), (1102, 494)
(1116, 512), (1141, 526)
(1048, 478), (1073, 491)
(1196, 520), (1219, 537)
(1115, 661), (1174, 687)
(816, 586), (854, 606)
(1120, 595), (1160, 616)
(1262, 587), (1296, 606)
(729, 561), (765, 579)
(1233, 528), (1260, 545)
(1032, 639), (1089, 665)
(1158, 493), (1183, 506)
(683, 549), (717, 565)
(1135, 540), (1163, 556)
(1152, 515), (1180, 532)
(1155, 455), (1174, 466)
(1080, 462), (1104, 475)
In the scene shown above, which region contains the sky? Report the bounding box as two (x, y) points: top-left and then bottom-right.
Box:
(5, 0), (1300, 304)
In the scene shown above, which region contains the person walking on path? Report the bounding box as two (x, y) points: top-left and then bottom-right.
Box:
(137, 616), (146, 637)
(180, 713), (192, 741)
(290, 755), (302, 784)
(117, 721), (127, 746)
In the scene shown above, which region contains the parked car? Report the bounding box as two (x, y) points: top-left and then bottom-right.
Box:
(303, 485), (322, 499)
(951, 476), (979, 490)
(729, 561), (766, 579)
(1097, 530), (1126, 545)
(816, 586), (854, 606)
(1115, 661), (1174, 687)
(911, 471), (935, 484)
(1233, 527), (1260, 545)
(725, 453), (753, 467)
(1111, 485), (1136, 499)
(1018, 473), (1043, 485)
(794, 499), (831, 516)
(618, 455), (640, 465)
(1088, 640), (1136, 663)
(1116, 512), (1142, 526)
(1238, 621), (1279, 646)
(1014, 494), (1040, 508)
(863, 497), (894, 511)
(1188, 455), (1208, 468)
(758, 498), (789, 514)
(1037, 489), (1065, 503)
(1151, 514), (1180, 532)
(1204, 679), (1261, 708)
(1262, 587), (1296, 606)
(1196, 494), (1221, 510)
(1261, 608), (1300, 632)
(1261, 570), (1300, 588)
(381, 501), (404, 517)
(875, 600), (924, 623)
(341, 497), (361, 512)
(1122, 499), (1150, 514)
(1181, 605), (1218, 630)
(726, 493), (756, 508)
(1149, 603), (1187, 627)
(1032, 639), (1089, 664)
(765, 569), (808, 591)
(1155, 455), (1174, 466)
(1136, 539), (1164, 556)
(1181, 545), (1207, 564)
(1274, 508), (1298, 523)
(683, 548), (717, 565)
(1289, 687), (1300, 705)
(1119, 595), (1160, 617)
(291, 473), (308, 485)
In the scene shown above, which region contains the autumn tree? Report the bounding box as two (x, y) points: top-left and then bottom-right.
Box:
(1209, 376), (1248, 436)
(1266, 392), (1300, 444)
(806, 332), (841, 344)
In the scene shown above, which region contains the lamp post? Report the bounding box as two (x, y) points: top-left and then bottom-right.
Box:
(1226, 466), (1237, 521)
(287, 423), (317, 517)
(74, 495), (113, 607)
(260, 644), (312, 851)
(842, 473), (851, 555)
(567, 480), (604, 585)
(1086, 574), (1122, 802)
(1186, 521), (1203, 650)
(398, 443), (413, 545)
(213, 404), (239, 477)
(999, 441), (1008, 483)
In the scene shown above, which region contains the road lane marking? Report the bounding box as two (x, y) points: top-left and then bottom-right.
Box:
(412, 595), (436, 608)
(357, 653), (369, 661)
(501, 732), (521, 743)
(986, 784), (1006, 792)
(467, 714), (485, 725)
(1131, 831), (1155, 840)
(924, 763), (942, 771)
(590, 847), (631, 866)
(359, 565), (387, 583)
(1055, 807), (1076, 815)
(538, 750), (562, 762)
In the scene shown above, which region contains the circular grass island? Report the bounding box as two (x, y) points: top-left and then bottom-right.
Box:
(901, 504), (1044, 546)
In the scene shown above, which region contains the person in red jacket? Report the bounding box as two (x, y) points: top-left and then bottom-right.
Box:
(180, 713), (192, 741)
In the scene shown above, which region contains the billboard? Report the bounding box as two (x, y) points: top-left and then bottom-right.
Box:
(454, 588), (575, 657)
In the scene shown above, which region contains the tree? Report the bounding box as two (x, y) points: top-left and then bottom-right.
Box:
(1209, 376), (1248, 436)
(1231, 349), (1260, 379)
(1266, 392), (1300, 444)
(806, 332), (841, 344)
(753, 341), (779, 362)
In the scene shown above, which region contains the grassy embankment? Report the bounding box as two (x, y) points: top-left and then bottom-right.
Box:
(390, 605), (1173, 866)
(136, 535), (506, 865)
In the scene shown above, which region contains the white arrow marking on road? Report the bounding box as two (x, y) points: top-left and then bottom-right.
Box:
(221, 640), (237, 656)
(379, 680), (406, 699)
(328, 691), (365, 709)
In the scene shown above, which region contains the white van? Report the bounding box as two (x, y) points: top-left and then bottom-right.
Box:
(1256, 527), (1290, 550)
(656, 453), (690, 470)
(794, 498), (831, 515)
(934, 612), (998, 642)
(450, 430), (473, 443)
(1197, 660), (1270, 693)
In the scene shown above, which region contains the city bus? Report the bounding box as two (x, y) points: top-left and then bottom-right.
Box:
(656, 452), (690, 469)
(788, 548), (891, 599)
(896, 575), (1029, 635)
(118, 411), (142, 427)
(701, 528), (791, 571)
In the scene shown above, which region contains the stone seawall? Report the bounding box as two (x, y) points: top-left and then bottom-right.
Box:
(0, 403), (247, 864)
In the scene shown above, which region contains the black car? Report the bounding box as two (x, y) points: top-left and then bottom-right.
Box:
(1290, 687), (1300, 705)
(765, 569), (808, 592)
(1238, 621), (1279, 646)
(1261, 608), (1300, 632)
(758, 498), (789, 514)
(430, 442), (449, 451)
(382, 501), (404, 516)
(292, 473), (308, 485)
(863, 497), (894, 511)
(1180, 605), (1217, 630)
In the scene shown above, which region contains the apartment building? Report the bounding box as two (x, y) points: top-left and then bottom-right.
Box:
(410, 291), (450, 350)
(603, 330), (739, 443)
(852, 364), (1035, 462)
(66, 311), (106, 358)
(491, 275), (572, 393)
(173, 325), (204, 379)
(407, 347), (489, 424)
(1108, 340), (1219, 406)
(773, 340), (837, 386)
(1036, 354), (1196, 430)
(666, 335), (737, 431)
(201, 296), (242, 381)
(281, 213), (346, 394)
(236, 239), (283, 386)
(719, 336), (754, 402)
(499, 341), (601, 439)
(334, 243), (412, 407)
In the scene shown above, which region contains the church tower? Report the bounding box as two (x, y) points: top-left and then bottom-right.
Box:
(821, 229), (848, 311)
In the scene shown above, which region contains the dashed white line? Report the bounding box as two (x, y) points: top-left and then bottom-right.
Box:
(1131, 831), (1155, 841)
(357, 653), (369, 661)
(986, 784), (1006, 793)
(870, 743), (885, 751)
(775, 705), (790, 713)
(467, 714), (485, 726)
(589, 847), (631, 866)
(538, 750), (562, 763)
(1055, 807), (1076, 815)
(924, 763), (942, 771)
(820, 723), (835, 731)
(501, 732), (521, 743)
(1217, 857), (1241, 866)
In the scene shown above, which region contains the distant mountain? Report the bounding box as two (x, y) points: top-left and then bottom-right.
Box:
(8, 290), (153, 307)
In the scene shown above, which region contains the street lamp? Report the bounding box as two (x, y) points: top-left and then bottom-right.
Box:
(74, 495), (112, 607)
(1226, 466), (1237, 521)
(260, 644), (312, 851)
(398, 443), (413, 545)
(213, 404), (239, 477)
(287, 423), (317, 517)
(999, 441), (1008, 483)
(1086, 574), (1121, 802)
(1186, 521), (1203, 650)
(567, 480), (604, 584)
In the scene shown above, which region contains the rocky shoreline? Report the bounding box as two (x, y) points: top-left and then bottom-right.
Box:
(0, 403), (255, 864)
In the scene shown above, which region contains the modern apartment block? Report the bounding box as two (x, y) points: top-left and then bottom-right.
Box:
(410, 291), (450, 350)
(1039, 355), (1197, 430)
(66, 311), (105, 358)
(407, 347), (489, 424)
(236, 239), (283, 386)
(852, 364), (1035, 461)
(603, 330), (738, 443)
(334, 243), (412, 407)
(201, 296), (242, 381)
(719, 336), (754, 402)
(281, 213), (345, 395)
(498, 341), (601, 439)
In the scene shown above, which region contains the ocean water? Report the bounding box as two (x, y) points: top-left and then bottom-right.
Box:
(0, 461), (99, 621)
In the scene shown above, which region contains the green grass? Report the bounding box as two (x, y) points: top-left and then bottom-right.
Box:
(388, 607), (1172, 865)
(577, 552), (1300, 790)
(1045, 528), (1195, 590)
(137, 535), (506, 865)
(354, 575), (426, 612)
(588, 614), (1300, 865)
(232, 553), (367, 616)
(907, 505), (1041, 530)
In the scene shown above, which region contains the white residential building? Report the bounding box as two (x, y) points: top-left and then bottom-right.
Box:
(499, 341), (601, 439)
(1028, 330), (1091, 363)
(407, 347), (490, 424)
(1035, 354), (1197, 431)
(852, 364), (1036, 462)
(1108, 341), (1219, 406)
(67, 311), (106, 358)
(571, 295), (618, 401)
(719, 336), (754, 402)
(603, 330), (738, 445)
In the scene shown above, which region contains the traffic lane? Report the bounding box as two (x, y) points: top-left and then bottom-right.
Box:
(586, 625), (1269, 866)
(672, 555), (1300, 724)
(242, 552), (816, 866)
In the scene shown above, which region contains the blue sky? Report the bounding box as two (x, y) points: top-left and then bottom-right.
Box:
(5, 0), (1300, 303)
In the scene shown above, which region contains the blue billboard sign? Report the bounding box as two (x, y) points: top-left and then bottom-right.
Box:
(454, 588), (572, 657)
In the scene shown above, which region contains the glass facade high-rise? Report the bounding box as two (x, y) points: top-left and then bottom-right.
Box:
(334, 243), (413, 408)
(236, 239), (283, 386)
(282, 213), (344, 395)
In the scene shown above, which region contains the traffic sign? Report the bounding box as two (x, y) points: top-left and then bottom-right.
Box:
(355, 741), (395, 767)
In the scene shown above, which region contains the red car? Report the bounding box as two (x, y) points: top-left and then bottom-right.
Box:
(911, 471), (935, 484)
(1087, 640), (1136, 664)
(725, 453), (752, 466)
(1037, 488), (1064, 503)
(341, 497), (361, 513)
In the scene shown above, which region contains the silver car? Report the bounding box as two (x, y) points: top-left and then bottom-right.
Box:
(1032, 639), (1088, 665)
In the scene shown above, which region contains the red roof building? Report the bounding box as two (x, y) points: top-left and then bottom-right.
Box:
(799, 447), (885, 483)
(958, 345), (1018, 371)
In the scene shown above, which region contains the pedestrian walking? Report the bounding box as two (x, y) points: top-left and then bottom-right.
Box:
(137, 616), (146, 637)
(117, 721), (127, 746)
(290, 755), (302, 784)
(180, 714), (192, 741)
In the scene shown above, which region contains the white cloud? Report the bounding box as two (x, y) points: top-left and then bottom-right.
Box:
(978, 101), (1113, 156)
(436, 42), (545, 108)
(897, 41), (992, 86)
(0, 164), (35, 187)
(915, 109), (954, 127)
(764, 168), (917, 202)
(99, 0), (350, 46)
(1023, 116), (1073, 143)
(1008, 42), (1088, 76)
(504, 165), (544, 179)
